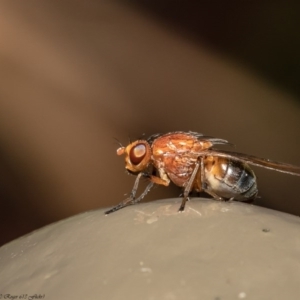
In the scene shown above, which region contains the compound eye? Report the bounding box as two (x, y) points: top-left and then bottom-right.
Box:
(129, 144), (147, 165)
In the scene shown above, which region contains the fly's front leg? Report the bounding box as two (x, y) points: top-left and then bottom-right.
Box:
(130, 182), (154, 205)
(105, 170), (170, 215)
(128, 170), (170, 205)
(105, 172), (144, 215)
(204, 190), (224, 201)
(179, 161), (200, 212)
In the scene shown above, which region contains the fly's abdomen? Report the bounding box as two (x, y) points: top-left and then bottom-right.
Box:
(204, 156), (258, 200)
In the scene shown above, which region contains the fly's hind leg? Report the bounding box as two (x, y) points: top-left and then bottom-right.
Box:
(204, 190), (225, 201)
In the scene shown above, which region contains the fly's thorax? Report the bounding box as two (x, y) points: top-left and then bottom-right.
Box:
(117, 140), (151, 173)
(151, 132), (213, 158)
(150, 132), (213, 187)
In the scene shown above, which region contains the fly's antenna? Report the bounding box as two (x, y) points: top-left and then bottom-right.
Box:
(113, 137), (124, 148)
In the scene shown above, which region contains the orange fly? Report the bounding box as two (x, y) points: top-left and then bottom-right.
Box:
(105, 131), (300, 214)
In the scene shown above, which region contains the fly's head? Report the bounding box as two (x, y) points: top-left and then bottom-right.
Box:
(117, 140), (151, 174)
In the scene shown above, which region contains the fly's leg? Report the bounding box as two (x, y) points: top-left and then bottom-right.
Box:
(105, 181), (155, 215)
(129, 182), (154, 205)
(105, 164), (172, 215)
(128, 173), (169, 206)
(204, 190), (224, 201)
(104, 171), (168, 215)
(105, 173), (144, 215)
(178, 161), (200, 212)
(200, 156), (205, 190)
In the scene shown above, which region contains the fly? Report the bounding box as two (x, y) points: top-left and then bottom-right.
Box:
(105, 131), (300, 214)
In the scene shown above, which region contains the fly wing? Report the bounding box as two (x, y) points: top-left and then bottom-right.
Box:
(147, 131), (231, 146)
(206, 149), (300, 176)
(197, 136), (231, 146)
(147, 133), (163, 144)
(188, 131), (231, 146)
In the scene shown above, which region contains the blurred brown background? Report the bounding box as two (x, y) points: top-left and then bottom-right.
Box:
(0, 0), (299, 246)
